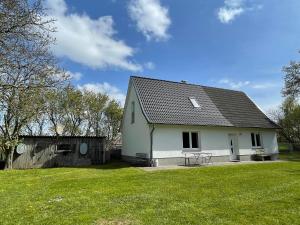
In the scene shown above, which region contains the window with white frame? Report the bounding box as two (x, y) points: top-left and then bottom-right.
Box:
(189, 97), (200, 108)
(182, 132), (199, 149)
(251, 132), (262, 147)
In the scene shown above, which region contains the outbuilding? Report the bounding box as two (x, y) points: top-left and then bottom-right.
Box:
(13, 135), (106, 169)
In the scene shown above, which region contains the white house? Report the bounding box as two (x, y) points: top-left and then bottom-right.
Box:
(122, 76), (279, 166)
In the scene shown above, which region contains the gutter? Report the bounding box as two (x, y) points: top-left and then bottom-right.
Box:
(150, 124), (155, 167)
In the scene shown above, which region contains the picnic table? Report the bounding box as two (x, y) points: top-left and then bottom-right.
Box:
(183, 152), (212, 166)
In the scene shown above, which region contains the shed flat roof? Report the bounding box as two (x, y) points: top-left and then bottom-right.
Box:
(19, 135), (106, 139)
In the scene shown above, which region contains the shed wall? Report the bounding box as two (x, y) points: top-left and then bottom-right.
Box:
(13, 137), (105, 169)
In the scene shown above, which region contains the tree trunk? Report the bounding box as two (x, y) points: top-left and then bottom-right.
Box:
(5, 148), (14, 169)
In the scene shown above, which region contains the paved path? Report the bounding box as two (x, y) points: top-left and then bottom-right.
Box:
(141, 160), (285, 172)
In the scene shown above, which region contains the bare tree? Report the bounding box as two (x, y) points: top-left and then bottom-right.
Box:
(0, 0), (67, 169)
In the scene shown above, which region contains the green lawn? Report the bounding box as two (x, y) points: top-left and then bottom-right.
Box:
(278, 143), (290, 151)
(0, 159), (299, 225)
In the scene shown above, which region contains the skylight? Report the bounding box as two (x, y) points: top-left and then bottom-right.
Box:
(189, 97), (200, 108)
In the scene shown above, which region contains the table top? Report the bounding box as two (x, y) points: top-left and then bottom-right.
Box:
(183, 152), (212, 156)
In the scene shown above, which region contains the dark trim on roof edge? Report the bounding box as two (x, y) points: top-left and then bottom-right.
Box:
(149, 123), (279, 129)
(121, 78), (133, 128)
(132, 77), (152, 123)
(131, 75), (244, 94)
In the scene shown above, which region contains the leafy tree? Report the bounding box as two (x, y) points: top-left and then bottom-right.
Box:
(44, 89), (66, 136)
(61, 87), (85, 136)
(104, 100), (123, 150)
(83, 90), (109, 136)
(23, 103), (47, 136)
(282, 55), (300, 98)
(278, 51), (300, 146)
(269, 97), (300, 144)
(0, 0), (66, 168)
(281, 97), (300, 143)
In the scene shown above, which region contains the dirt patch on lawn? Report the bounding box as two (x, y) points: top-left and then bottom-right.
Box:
(95, 218), (135, 225)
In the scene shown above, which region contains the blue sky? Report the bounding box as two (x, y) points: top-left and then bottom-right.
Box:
(46, 0), (300, 111)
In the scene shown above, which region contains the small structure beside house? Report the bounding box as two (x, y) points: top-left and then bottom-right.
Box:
(13, 135), (106, 169)
(122, 76), (280, 166)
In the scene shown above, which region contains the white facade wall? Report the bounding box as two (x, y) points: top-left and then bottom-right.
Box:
(152, 124), (278, 159)
(122, 85), (151, 158)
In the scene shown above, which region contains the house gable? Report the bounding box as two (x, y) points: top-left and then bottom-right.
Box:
(122, 80), (151, 158)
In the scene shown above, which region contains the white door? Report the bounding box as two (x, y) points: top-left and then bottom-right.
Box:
(228, 134), (239, 161)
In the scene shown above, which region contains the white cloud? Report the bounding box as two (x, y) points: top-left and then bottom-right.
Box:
(45, 0), (142, 71)
(218, 78), (279, 90)
(217, 0), (262, 24)
(144, 61), (155, 70)
(78, 82), (126, 106)
(251, 83), (277, 89)
(218, 7), (244, 24)
(219, 78), (250, 89)
(66, 71), (82, 81)
(128, 0), (171, 41)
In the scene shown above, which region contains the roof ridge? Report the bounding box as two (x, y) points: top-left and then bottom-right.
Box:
(131, 75), (244, 93)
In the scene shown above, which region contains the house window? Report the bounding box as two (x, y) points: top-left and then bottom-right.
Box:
(189, 97), (200, 108)
(191, 132), (199, 148)
(182, 132), (199, 149)
(251, 132), (262, 147)
(182, 132), (190, 148)
(131, 101), (135, 124)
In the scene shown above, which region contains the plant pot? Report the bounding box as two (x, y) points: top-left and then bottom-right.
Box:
(0, 160), (5, 170)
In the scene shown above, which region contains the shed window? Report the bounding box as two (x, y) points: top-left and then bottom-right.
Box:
(57, 144), (71, 151)
(189, 97), (200, 108)
(182, 132), (200, 149)
(131, 101), (135, 124)
(251, 133), (262, 147)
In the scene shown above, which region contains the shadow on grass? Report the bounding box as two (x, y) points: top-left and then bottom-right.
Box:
(74, 161), (133, 170)
(279, 151), (300, 162)
(36, 160), (133, 170)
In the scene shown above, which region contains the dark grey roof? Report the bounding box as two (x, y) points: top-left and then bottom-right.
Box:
(131, 76), (279, 129)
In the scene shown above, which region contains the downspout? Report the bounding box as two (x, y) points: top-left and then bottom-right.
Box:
(150, 124), (155, 167)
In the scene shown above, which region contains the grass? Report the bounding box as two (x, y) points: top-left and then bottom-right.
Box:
(0, 159), (299, 225)
(278, 143), (290, 151)
(279, 151), (300, 162)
